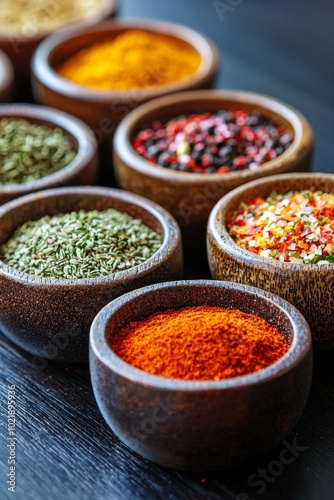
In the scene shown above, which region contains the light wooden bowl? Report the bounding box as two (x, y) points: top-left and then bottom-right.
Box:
(0, 186), (183, 362)
(0, 50), (14, 102)
(113, 90), (313, 253)
(0, 104), (98, 205)
(0, 0), (117, 86)
(207, 173), (334, 350)
(31, 19), (219, 148)
(90, 280), (312, 471)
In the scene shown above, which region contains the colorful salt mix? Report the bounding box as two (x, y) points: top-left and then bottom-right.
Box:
(0, 209), (162, 278)
(228, 190), (334, 264)
(132, 110), (293, 174)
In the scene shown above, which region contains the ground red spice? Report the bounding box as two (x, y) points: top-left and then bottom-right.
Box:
(110, 306), (290, 381)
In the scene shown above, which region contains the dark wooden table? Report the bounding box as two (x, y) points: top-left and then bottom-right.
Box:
(1, 1), (334, 499)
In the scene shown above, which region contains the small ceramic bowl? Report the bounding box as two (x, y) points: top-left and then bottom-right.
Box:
(90, 279), (312, 471)
(0, 186), (183, 362)
(0, 50), (14, 102)
(0, 103), (98, 205)
(31, 19), (218, 148)
(0, 0), (117, 85)
(207, 172), (334, 350)
(113, 90), (313, 252)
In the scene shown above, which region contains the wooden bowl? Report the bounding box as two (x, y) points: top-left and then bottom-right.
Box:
(0, 0), (117, 85)
(0, 50), (14, 102)
(113, 90), (313, 252)
(207, 173), (334, 350)
(0, 187), (183, 362)
(90, 280), (312, 471)
(0, 104), (99, 205)
(31, 19), (219, 148)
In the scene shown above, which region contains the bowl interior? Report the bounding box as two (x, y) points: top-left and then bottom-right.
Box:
(0, 108), (79, 153)
(0, 111), (79, 194)
(0, 0), (118, 43)
(105, 282), (296, 370)
(0, 104), (100, 196)
(37, 20), (216, 99)
(220, 173), (334, 232)
(121, 91), (302, 181)
(49, 27), (200, 71)
(129, 97), (294, 140)
(0, 189), (165, 251)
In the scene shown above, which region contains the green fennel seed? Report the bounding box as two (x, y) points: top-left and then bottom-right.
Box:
(0, 208), (163, 279)
(0, 118), (76, 186)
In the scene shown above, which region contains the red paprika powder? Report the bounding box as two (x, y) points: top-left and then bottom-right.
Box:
(110, 306), (290, 381)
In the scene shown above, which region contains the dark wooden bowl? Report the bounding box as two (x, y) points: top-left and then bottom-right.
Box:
(31, 19), (219, 149)
(0, 0), (117, 86)
(0, 187), (183, 362)
(207, 173), (334, 350)
(0, 104), (99, 205)
(90, 280), (312, 471)
(0, 50), (14, 102)
(113, 90), (313, 253)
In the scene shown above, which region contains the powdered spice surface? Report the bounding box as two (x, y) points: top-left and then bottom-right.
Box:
(110, 306), (290, 380)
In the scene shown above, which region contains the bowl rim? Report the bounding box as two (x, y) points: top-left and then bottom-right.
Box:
(0, 103), (97, 194)
(31, 18), (219, 101)
(0, 0), (118, 43)
(208, 172), (334, 272)
(113, 89), (314, 183)
(89, 279), (312, 391)
(0, 186), (181, 285)
(0, 50), (14, 97)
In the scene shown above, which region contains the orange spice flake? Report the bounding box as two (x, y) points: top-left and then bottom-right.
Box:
(110, 305), (290, 381)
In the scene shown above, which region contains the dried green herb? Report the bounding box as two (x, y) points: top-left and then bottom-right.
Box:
(0, 118), (76, 186)
(0, 208), (162, 279)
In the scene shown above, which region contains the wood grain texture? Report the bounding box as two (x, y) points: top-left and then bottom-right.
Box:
(1, 0), (334, 498)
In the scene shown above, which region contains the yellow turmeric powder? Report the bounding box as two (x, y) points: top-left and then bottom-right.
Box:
(57, 30), (202, 91)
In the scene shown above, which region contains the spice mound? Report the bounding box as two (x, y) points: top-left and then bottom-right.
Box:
(132, 110), (292, 174)
(0, 118), (76, 186)
(57, 30), (201, 91)
(0, 209), (162, 279)
(0, 0), (104, 35)
(228, 190), (334, 264)
(110, 306), (290, 380)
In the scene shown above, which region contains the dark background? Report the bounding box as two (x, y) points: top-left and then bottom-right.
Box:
(1, 0), (334, 499)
